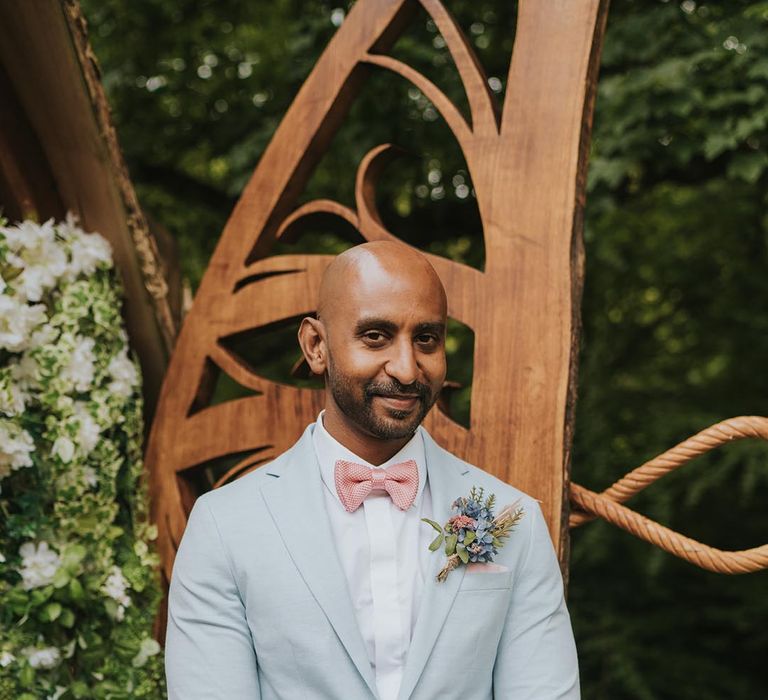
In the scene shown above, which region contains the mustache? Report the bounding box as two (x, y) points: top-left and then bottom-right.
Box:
(364, 379), (432, 401)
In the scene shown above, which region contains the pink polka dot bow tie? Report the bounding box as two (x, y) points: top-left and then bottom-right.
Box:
(334, 459), (419, 513)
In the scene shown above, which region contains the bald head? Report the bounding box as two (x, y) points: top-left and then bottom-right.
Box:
(317, 241), (447, 324)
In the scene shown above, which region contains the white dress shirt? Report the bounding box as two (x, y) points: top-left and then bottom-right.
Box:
(312, 412), (433, 700)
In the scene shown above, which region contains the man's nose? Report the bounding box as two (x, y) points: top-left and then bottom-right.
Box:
(384, 339), (419, 386)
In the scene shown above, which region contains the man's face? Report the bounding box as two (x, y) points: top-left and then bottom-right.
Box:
(322, 264), (447, 442)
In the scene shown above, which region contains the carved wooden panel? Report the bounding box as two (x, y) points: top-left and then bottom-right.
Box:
(146, 0), (610, 583)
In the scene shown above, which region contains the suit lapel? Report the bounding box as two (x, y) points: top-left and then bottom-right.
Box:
(397, 431), (470, 700)
(261, 426), (378, 698)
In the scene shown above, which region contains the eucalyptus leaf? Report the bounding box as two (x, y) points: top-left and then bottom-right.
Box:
(429, 533), (444, 552)
(445, 533), (458, 556)
(457, 546), (469, 564)
(421, 518), (444, 533)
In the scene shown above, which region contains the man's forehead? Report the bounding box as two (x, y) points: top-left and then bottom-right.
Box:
(318, 243), (447, 323)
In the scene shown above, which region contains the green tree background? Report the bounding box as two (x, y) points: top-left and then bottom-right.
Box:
(81, 0), (768, 697)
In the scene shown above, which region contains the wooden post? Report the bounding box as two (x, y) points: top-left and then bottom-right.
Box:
(0, 0), (177, 418)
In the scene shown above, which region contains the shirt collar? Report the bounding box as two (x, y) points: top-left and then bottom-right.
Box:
(312, 410), (427, 510)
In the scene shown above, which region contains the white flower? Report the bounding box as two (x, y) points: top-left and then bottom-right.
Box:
(0, 420), (35, 479)
(131, 637), (161, 668)
(107, 350), (139, 398)
(10, 352), (40, 390)
(0, 295), (47, 352)
(47, 687), (67, 700)
(0, 650), (15, 667)
(74, 402), (101, 455)
(21, 644), (60, 669)
(18, 542), (61, 590)
(61, 336), (96, 392)
(83, 466), (98, 488)
(51, 436), (75, 463)
(3, 219), (68, 302)
(102, 565), (131, 610)
(0, 552), (5, 563)
(67, 228), (112, 279)
(0, 371), (26, 416)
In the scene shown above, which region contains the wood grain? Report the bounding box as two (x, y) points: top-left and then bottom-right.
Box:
(146, 0), (609, 589)
(0, 0), (176, 419)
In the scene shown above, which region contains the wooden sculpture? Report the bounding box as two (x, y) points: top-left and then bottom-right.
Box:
(146, 0), (611, 585)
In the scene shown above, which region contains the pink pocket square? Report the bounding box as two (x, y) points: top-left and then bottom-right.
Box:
(465, 562), (509, 574)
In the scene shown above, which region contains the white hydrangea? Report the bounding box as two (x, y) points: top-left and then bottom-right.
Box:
(10, 352), (41, 391)
(74, 402), (101, 455)
(50, 436), (75, 463)
(102, 565), (131, 621)
(0, 370), (27, 416)
(0, 420), (35, 479)
(107, 349), (139, 398)
(18, 542), (61, 590)
(0, 294), (47, 353)
(61, 336), (96, 392)
(83, 466), (98, 488)
(1, 219), (68, 303)
(66, 225), (113, 279)
(0, 650), (15, 667)
(21, 644), (61, 669)
(131, 637), (161, 668)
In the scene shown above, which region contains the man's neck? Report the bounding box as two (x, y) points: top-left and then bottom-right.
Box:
(321, 410), (412, 466)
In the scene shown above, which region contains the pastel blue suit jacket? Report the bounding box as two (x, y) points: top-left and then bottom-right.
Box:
(165, 424), (580, 699)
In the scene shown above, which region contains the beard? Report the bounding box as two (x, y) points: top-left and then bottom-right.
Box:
(327, 363), (439, 440)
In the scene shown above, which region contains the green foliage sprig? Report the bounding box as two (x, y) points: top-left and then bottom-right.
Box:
(0, 216), (165, 699)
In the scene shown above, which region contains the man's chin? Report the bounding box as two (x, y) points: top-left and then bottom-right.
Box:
(366, 409), (424, 440)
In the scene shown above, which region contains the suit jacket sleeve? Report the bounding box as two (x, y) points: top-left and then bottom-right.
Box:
(165, 495), (261, 699)
(492, 501), (580, 699)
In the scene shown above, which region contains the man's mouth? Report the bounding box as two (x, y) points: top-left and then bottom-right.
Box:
(373, 394), (421, 410)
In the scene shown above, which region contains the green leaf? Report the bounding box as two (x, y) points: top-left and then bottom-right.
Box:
(428, 533), (444, 552)
(445, 533), (458, 556)
(457, 546), (469, 564)
(463, 530), (476, 545)
(421, 518), (444, 533)
(61, 544), (87, 569)
(68, 577), (85, 601)
(19, 665), (35, 687)
(53, 567), (71, 588)
(60, 608), (76, 628)
(71, 681), (90, 698)
(43, 602), (62, 621)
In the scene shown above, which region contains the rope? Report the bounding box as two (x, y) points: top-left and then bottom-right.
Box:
(568, 416), (768, 574)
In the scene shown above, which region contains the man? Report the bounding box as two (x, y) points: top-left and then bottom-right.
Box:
(165, 241), (579, 699)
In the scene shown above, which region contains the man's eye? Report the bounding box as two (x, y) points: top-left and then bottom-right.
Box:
(363, 331), (386, 343)
(416, 334), (438, 346)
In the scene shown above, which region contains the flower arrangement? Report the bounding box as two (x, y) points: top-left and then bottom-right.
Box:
(0, 216), (165, 699)
(423, 486), (524, 582)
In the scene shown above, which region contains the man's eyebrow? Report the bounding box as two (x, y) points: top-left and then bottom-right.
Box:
(414, 322), (446, 337)
(352, 318), (445, 336)
(354, 317), (398, 334)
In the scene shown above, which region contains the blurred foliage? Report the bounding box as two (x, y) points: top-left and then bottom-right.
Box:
(81, 0), (768, 697)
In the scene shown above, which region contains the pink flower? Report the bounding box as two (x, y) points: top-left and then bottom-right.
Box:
(448, 515), (476, 531)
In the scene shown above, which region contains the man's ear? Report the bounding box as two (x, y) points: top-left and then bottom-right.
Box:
(297, 316), (327, 375)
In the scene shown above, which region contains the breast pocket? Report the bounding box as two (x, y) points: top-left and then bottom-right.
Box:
(458, 569), (513, 591)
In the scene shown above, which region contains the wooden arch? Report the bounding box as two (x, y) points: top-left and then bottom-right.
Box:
(146, 0), (610, 585)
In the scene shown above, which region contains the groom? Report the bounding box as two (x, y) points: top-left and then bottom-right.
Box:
(165, 241), (579, 699)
